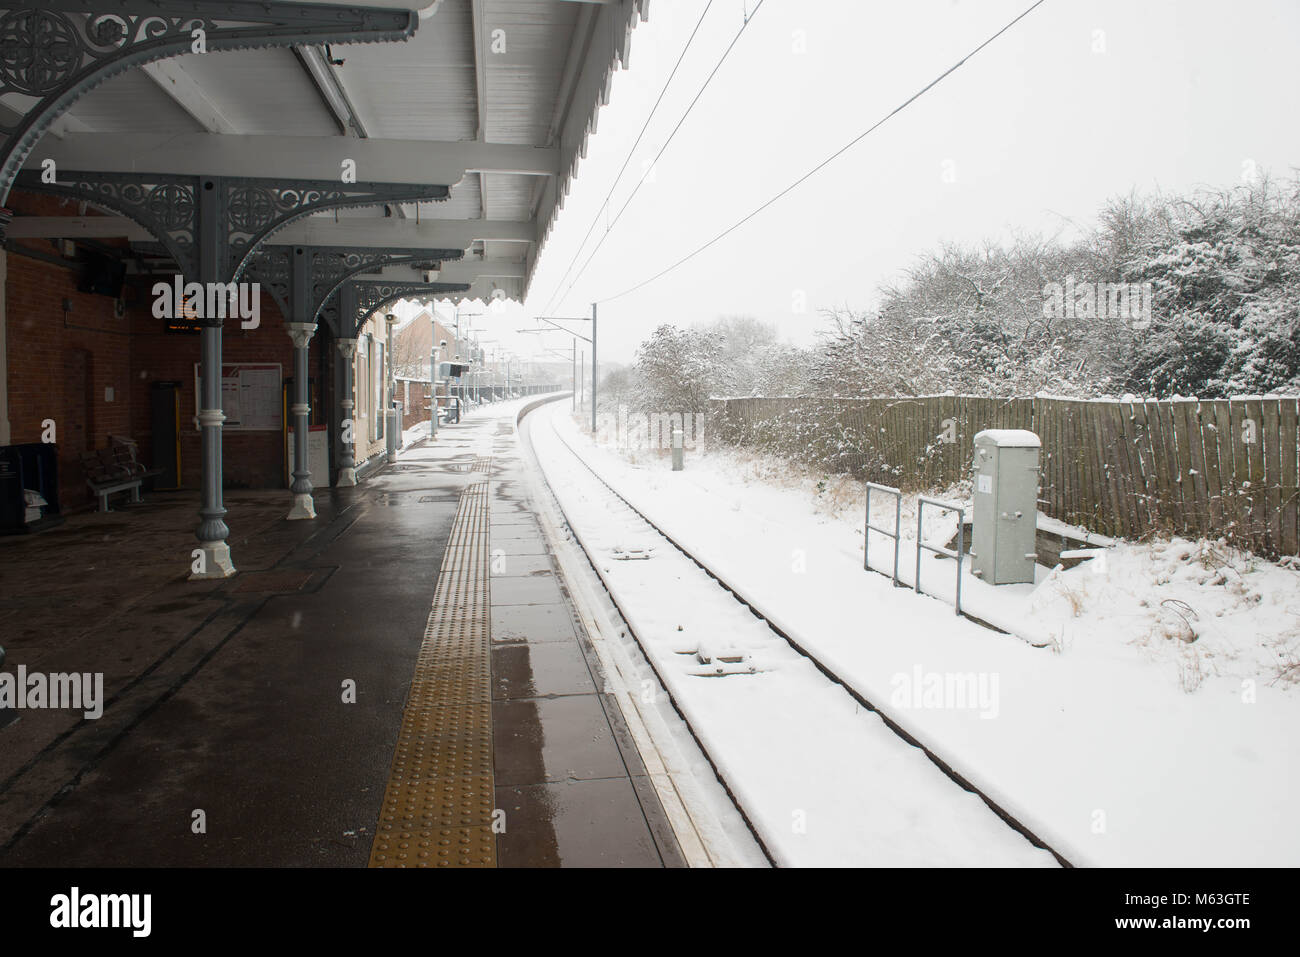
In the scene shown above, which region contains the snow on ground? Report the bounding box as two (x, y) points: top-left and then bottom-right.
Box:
(399, 395), (530, 452)
(1027, 539), (1300, 692)
(554, 404), (1300, 867)
(400, 420), (434, 451)
(526, 406), (1055, 867)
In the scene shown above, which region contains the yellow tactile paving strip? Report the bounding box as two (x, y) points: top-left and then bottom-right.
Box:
(369, 478), (496, 868)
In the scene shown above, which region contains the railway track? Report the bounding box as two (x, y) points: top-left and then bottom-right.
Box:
(519, 399), (1071, 868)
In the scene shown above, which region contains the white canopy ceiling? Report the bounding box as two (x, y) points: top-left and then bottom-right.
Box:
(8, 0), (649, 305)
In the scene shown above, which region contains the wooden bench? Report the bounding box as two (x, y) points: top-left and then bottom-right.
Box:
(81, 437), (164, 512)
(107, 435), (165, 484)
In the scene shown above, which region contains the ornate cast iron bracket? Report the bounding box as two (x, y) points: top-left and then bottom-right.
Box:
(246, 245), (466, 329)
(0, 1), (416, 204)
(337, 279), (472, 339)
(12, 169), (450, 293)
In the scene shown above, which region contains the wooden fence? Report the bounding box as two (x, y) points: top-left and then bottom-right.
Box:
(707, 395), (1300, 557)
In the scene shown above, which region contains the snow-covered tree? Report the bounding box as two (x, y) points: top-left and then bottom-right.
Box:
(808, 173), (1300, 399)
(811, 235), (1117, 397)
(632, 323), (730, 412)
(698, 316), (810, 397)
(1119, 175), (1300, 396)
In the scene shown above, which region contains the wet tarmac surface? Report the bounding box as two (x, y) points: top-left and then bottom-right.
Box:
(487, 411), (684, 867)
(0, 402), (684, 867)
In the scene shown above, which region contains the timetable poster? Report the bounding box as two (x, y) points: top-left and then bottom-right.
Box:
(194, 363), (283, 431)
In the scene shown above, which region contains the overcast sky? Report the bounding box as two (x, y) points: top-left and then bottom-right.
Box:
(472, 0), (1300, 367)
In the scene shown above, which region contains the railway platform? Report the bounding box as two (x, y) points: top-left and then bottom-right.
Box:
(0, 398), (683, 868)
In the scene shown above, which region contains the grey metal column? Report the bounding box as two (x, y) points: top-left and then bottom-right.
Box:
(192, 176), (232, 579)
(193, 324), (233, 578)
(336, 338), (359, 487)
(286, 322), (317, 519)
(429, 342), (439, 440)
(429, 312), (439, 440)
(385, 314), (399, 463)
(591, 302), (598, 433)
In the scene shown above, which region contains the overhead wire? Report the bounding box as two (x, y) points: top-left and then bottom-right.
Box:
(595, 0), (1050, 305)
(538, 0), (723, 315)
(545, 0), (768, 313)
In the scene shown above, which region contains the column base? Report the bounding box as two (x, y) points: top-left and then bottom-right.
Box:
(336, 468), (357, 488)
(189, 542), (236, 580)
(287, 493), (317, 520)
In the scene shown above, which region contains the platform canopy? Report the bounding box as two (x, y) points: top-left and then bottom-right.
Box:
(5, 0), (649, 304)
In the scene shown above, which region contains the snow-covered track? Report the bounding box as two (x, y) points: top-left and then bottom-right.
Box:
(520, 402), (1072, 868)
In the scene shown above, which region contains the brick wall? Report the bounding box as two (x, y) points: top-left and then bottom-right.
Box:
(128, 287), (299, 490)
(3, 191), (320, 508)
(397, 378), (433, 431)
(5, 249), (136, 510)
(391, 311), (457, 378)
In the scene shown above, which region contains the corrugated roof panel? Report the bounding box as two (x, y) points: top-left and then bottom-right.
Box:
(8, 0), (648, 307)
(484, 171), (536, 221)
(167, 49), (340, 136)
(529, 0), (649, 296)
(479, 242), (528, 263)
(427, 173), (482, 219)
(483, 0), (578, 147)
(329, 0), (477, 142)
(65, 72), (204, 134)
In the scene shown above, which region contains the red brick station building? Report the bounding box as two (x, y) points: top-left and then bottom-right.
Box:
(0, 0), (628, 576)
(3, 192), (328, 505)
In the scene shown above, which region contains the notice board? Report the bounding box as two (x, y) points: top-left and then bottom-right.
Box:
(193, 363), (282, 431)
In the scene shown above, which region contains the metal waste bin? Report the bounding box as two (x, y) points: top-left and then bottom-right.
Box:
(971, 429), (1040, 585)
(0, 443), (61, 534)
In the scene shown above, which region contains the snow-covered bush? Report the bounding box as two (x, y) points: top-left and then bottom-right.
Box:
(808, 174), (1300, 400)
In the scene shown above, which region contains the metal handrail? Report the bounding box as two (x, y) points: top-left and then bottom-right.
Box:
(863, 482), (903, 587)
(916, 496), (966, 615)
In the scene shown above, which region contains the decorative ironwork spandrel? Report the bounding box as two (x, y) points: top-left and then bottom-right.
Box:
(0, 1), (418, 204)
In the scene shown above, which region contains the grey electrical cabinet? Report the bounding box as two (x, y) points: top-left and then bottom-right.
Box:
(971, 429), (1041, 585)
